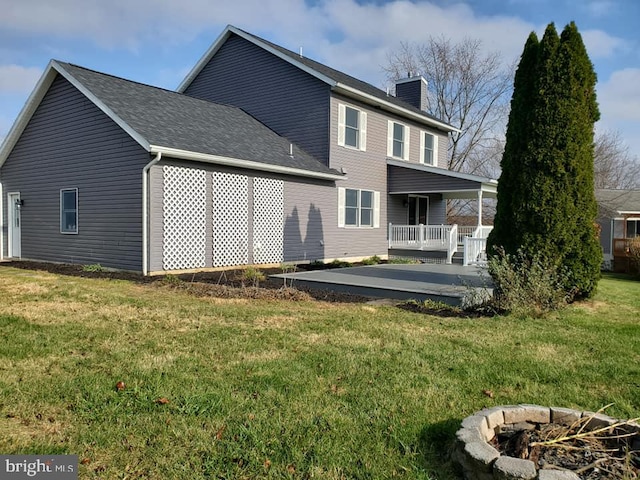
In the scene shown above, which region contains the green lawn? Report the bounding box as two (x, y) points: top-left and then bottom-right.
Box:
(0, 267), (638, 479)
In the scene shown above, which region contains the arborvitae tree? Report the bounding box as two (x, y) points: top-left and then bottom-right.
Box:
(487, 32), (540, 256)
(550, 22), (601, 296)
(488, 22), (602, 298)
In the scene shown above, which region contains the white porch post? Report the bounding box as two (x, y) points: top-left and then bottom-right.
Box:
(477, 190), (483, 227)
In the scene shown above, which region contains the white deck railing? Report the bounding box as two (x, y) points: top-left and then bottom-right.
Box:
(473, 226), (493, 239)
(388, 224), (458, 264)
(389, 224), (493, 266)
(462, 226), (493, 266)
(463, 237), (489, 266)
(458, 226), (475, 244)
(447, 224), (458, 264)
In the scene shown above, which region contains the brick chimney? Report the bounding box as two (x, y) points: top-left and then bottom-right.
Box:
(395, 75), (429, 112)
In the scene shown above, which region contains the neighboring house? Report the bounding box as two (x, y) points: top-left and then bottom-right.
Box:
(595, 189), (640, 271)
(0, 25), (497, 274)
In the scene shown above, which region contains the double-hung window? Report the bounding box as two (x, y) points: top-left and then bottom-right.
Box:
(387, 121), (410, 160)
(338, 104), (367, 151)
(60, 188), (78, 234)
(420, 131), (438, 165)
(338, 188), (380, 228)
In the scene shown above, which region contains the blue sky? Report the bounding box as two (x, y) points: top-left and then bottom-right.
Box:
(1, 0), (638, 160)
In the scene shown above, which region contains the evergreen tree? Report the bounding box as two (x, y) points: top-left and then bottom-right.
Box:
(487, 31), (540, 256)
(489, 22), (601, 298)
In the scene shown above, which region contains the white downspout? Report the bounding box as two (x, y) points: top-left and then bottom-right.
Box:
(0, 179), (3, 261)
(142, 152), (162, 275)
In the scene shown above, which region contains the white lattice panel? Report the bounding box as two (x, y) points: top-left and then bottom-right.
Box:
(212, 172), (249, 267)
(162, 165), (207, 270)
(253, 177), (284, 264)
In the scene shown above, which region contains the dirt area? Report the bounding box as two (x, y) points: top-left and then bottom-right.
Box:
(493, 421), (639, 479)
(0, 261), (369, 303)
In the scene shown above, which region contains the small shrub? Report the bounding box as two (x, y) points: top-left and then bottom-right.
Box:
(162, 274), (183, 286)
(280, 263), (297, 287)
(387, 257), (419, 265)
(82, 263), (104, 272)
(329, 259), (351, 268)
(485, 248), (574, 316)
(242, 266), (266, 287)
(361, 255), (383, 265)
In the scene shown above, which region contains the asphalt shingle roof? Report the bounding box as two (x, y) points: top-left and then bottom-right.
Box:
(58, 62), (339, 177)
(596, 189), (640, 215)
(235, 28), (455, 130)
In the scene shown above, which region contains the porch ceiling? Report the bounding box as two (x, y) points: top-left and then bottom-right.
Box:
(387, 159), (497, 199)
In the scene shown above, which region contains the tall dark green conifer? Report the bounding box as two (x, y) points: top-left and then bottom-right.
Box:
(489, 22), (602, 298)
(487, 32), (540, 256)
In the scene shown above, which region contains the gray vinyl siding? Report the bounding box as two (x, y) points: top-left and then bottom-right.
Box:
(328, 94), (454, 257)
(328, 95), (389, 258)
(283, 178), (336, 263)
(148, 158), (337, 272)
(183, 34), (331, 165)
(388, 166), (480, 193)
(387, 196), (407, 226)
(0, 75), (149, 270)
(387, 194), (445, 225)
(428, 196), (446, 224)
(598, 217), (612, 256)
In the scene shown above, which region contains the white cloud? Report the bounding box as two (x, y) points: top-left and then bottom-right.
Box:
(598, 68), (640, 122)
(584, 0), (617, 17)
(0, 65), (42, 93)
(581, 29), (627, 59)
(597, 68), (640, 159)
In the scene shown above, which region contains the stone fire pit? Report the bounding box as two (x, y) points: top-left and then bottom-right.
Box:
(453, 404), (639, 480)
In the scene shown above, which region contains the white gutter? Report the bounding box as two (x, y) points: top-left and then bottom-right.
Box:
(0, 179), (3, 260)
(149, 145), (346, 181)
(142, 152), (162, 276)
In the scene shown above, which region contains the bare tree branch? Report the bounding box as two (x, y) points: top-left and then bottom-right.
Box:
(384, 36), (513, 174)
(594, 129), (640, 189)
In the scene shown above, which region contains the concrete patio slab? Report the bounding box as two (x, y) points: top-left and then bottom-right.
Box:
(272, 263), (493, 305)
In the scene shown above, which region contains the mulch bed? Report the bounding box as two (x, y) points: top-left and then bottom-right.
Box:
(492, 420), (640, 479)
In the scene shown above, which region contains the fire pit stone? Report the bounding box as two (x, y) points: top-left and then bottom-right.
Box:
(453, 404), (637, 480)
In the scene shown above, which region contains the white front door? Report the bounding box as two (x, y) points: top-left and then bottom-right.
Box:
(8, 192), (21, 258)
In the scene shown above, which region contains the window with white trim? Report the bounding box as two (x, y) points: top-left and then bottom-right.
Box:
(338, 104), (367, 151)
(338, 187), (380, 228)
(420, 131), (438, 165)
(60, 188), (78, 234)
(387, 121), (410, 160)
(626, 219), (640, 237)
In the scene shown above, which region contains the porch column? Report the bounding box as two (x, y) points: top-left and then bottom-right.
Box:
(477, 190), (483, 227)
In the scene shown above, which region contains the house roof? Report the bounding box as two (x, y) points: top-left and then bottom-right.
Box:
(178, 25), (459, 133)
(0, 61), (344, 181)
(596, 189), (640, 216)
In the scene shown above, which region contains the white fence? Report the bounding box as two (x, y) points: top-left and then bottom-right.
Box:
(463, 237), (488, 266)
(458, 226), (475, 244)
(389, 224), (493, 266)
(388, 224), (458, 264)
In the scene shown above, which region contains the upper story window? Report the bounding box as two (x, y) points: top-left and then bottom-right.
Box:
(60, 188), (78, 234)
(338, 104), (367, 151)
(387, 121), (410, 160)
(420, 131), (438, 165)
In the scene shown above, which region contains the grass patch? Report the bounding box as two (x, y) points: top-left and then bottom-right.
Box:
(0, 267), (638, 478)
